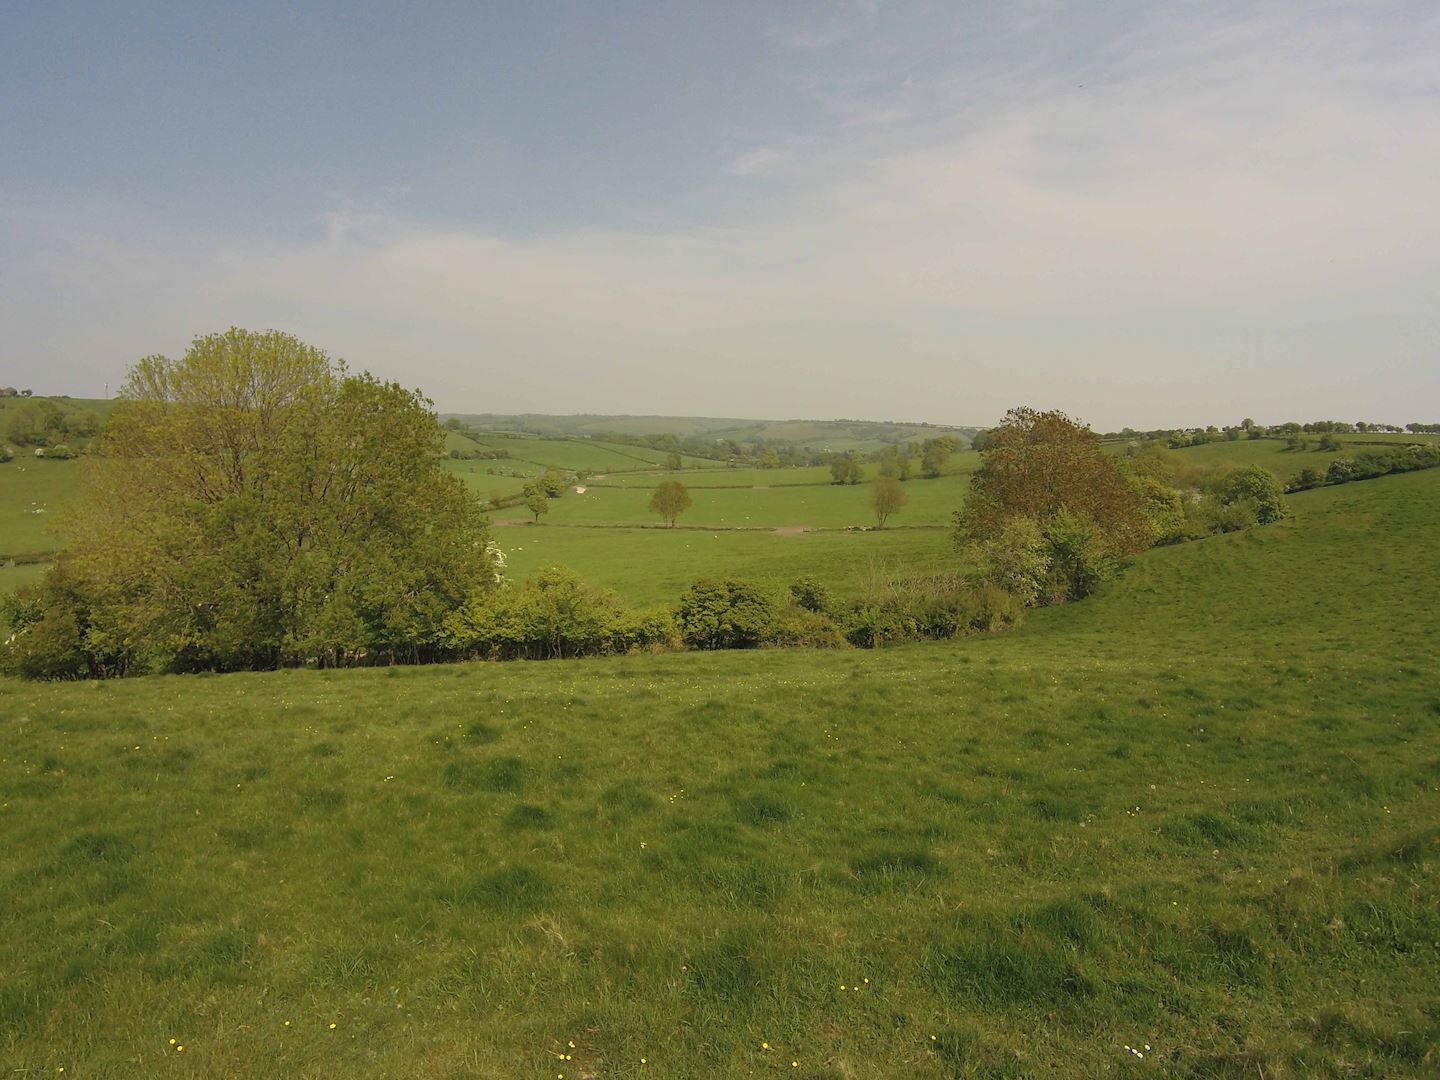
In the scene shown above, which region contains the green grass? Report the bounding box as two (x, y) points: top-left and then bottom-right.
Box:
(443, 412), (977, 448)
(0, 457), (80, 559)
(3, 469), (1438, 1076)
(496, 525), (958, 605)
(499, 472), (973, 531)
(597, 464), (842, 488)
(0, 394), (116, 431)
(458, 432), (723, 473)
(440, 460), (540, 502)
(595, 454), (983, 490)
(1128, 433), (1440, 479)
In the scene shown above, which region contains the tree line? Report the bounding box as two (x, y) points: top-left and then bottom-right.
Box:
(8, 329), (1402, 679)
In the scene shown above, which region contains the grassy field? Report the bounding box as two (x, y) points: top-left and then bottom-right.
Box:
(0, 458), (80, 559)
(2, 469), (1438, 1077)
(501, 473), (972, 532)
(1104, 433), (1440, 477)
(457, 432), (724, 474)
(497, 526), (957, 607)
(0, 395), (115, 430)
(441, 412), (977, 451)
(593, 455), (983, 490)
(440, 461), (540, 502)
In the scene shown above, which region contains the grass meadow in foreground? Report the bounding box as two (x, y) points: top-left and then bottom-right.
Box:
(2, 470), (1438, 1076)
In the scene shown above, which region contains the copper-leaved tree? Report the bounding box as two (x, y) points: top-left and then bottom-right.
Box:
(955, 407), (1150, 603)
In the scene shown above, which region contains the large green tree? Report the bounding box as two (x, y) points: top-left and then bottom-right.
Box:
(919, 436), (958, 478)
(2, 329), (496, 677)
(829, 452), (864, 485)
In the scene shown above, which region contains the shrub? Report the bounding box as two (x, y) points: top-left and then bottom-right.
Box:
(1042, 509), (1118, 602)
(1327, 446), (1440, 484)
(1182, 494), (1257, 537)
(0, 563), (99, 679)
(440, 567), (673, 660)
(766, 603), (848, 649)
(1132, 475), (1186, 545)
(843, 573), (1023, 646)
(1217, 465), (1289, 524)
(787, 576), (832, 614)
(676, 578), (775, 649)
(966, 515), (1051, 605)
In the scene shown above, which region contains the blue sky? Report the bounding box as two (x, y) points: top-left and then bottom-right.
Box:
(2, 1), (1437, 428)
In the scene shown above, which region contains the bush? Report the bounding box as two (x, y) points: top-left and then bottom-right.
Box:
(1328, 446), (1440, 484)
(767, 603), (848, 649)
(440, 566), (673, 660)
(843, 573), (1023, 646)
(45, 443), (75, 460)
(1182, 494), (1258, 537)
(0, 562), (103, 679)
(967, 515), (1051, 605)
(1042, 509), (1118, 602)
(1217, 465), (1289, 524)
(676, 578), (775, 649)
(1132, 476), (1186, 545)
(788, 576), (832, 614)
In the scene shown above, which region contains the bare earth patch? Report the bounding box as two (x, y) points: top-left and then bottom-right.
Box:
(772, 525), (808, 536)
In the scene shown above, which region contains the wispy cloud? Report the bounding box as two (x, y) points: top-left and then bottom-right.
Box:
(4, 3), (1437, 427)
(728, 147), (791, 177)
(765, 0), (883, 51)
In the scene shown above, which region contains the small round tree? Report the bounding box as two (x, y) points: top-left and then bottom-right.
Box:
(649, 480), (692, 527)
(871, 476), (908, 528)
(1218, 465), (1289, 524)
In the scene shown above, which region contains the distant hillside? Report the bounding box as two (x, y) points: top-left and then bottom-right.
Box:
(0, 394), (116, 430)
(439, 412), (980, 451)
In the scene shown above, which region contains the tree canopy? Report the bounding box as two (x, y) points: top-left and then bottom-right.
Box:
(2, 328), (496, 677)
(829, 453), (864, 485)
(957, 407), (1151, 556)
(870, 475), (908, 527)
(5, 399), (66, 446)
(649, 480), (692, 527)
(919, 436), (958, 478)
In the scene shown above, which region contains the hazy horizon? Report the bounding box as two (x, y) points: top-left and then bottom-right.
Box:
(3, 2), (1437, 431)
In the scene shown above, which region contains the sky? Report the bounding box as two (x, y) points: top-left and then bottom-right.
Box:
(2, 1), (1437, 431)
